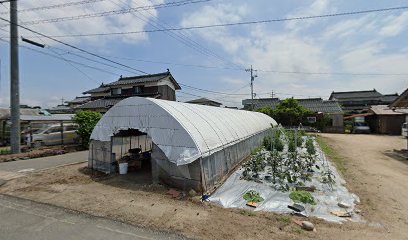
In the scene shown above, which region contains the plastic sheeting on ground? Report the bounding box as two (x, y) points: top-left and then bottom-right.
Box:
(209, 143), (363, 223)
(90, 97), (277, 165)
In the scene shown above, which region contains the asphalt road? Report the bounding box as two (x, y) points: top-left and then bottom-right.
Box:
(0, 194), (184, 240)
(0, 151), (88, 173)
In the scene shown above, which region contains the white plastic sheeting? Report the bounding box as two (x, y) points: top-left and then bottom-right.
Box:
(209, 145), (362, 223)
(90, 97), (277, 165)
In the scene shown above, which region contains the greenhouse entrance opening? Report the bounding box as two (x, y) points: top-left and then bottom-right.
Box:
(112, 129), (153, 183)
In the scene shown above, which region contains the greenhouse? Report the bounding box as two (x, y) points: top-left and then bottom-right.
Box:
(88, 97), (277, 192)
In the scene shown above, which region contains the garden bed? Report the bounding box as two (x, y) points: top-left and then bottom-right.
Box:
(210, 128), (361, 223)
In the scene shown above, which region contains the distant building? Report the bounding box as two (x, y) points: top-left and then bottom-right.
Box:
(65, 96), (91, 109)
(242, 97), (344, 133)
(242, 98), (342, 114)
(329, 89), (398, 113)
(48, 105), (74, 114)
(78, 71), (181, 113)
(389, 88), (408, 122)
(365, 105), (406, 135)
(185, 98), (222, 107)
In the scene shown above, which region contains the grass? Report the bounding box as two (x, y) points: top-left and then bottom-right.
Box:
(316, 136), (347, 175)
(0, 148), (11, 155)
(277, 215), (291, 225)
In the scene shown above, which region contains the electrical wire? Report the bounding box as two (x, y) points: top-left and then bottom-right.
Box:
(13, 0), (211, 26)
(36, 6), (408, 38)
(0, 38), (119, 77)
(0, 15), (148, 75)
(0, 0), (107, 15)
(110, 0), (243, 70)
(49, 46), (142, 75)
(48, 46), (97, 83)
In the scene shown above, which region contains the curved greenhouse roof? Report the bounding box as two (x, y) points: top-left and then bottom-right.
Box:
(90, 97), (277, 165)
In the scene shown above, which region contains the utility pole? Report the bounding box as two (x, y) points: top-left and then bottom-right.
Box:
(10, 0), (20, 153)
(245, 65), (257, 110)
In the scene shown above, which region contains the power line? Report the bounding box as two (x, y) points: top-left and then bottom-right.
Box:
(180, 83), (249, 96)
(48, 46), (97, 83)
(0, 16), (148, 75)
(257, 69), (408, 76)
(38, 6), (408, 38)
(81, 53), (408, 76)
(0, 0), (107, 15)
(49, 46), (141, 75)
(0, 38), (119, 77)
(11, 0), (211, 26)
(110, 0), (243, 70)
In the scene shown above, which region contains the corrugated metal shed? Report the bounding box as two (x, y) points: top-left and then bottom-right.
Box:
(20, 114), (74, 122)
(369, 105), (404, 115)
(0, 108), (41, 120)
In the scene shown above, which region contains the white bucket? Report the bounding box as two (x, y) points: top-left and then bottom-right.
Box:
(119, 163), (128, 175)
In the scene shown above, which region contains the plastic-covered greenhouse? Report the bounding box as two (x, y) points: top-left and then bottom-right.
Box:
(89, 97), (277, 192)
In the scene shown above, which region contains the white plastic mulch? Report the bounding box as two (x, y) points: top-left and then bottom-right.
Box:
(209, 142), (363, 223)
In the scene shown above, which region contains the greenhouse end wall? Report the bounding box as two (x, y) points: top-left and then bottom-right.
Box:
(88, 140), (114, 174)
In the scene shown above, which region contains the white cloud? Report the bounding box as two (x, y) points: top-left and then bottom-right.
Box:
(180, 1), (408, 105)
(1, 0), (163, 45)
(379, 12), (408, 37)
(285, 0), (332, 32)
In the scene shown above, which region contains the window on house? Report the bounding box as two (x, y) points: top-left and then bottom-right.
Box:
(307, 117), (317, 123)
(134, 86), (143, 94)
(111, 88), (122, 95)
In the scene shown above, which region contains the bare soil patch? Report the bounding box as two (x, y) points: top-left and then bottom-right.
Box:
(0, 145), (84, 163)
(1, 134), (407, 239)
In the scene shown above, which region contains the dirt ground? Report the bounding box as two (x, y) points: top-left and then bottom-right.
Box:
(0, 134), (407, 239)
(0, 145), (83, 162)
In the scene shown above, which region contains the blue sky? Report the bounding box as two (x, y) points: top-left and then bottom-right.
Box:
(0, 0), (407, 108)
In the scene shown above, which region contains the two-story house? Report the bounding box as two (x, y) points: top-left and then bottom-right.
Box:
(77, 70), (181, 113)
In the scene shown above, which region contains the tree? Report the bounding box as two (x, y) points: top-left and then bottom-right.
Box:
(73, 111), (102, 148)
(256, 106), (273, 116)
(269, 98), (312, 126)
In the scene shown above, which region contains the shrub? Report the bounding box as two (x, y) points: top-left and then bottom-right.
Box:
(288, 139), (296, 152)
(73, 111), (102, 149)
(243, 190), (264, 203)
(273, 136), (284, 152)
(306, 138), (316, 155)
(289, 191), (316, 205)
